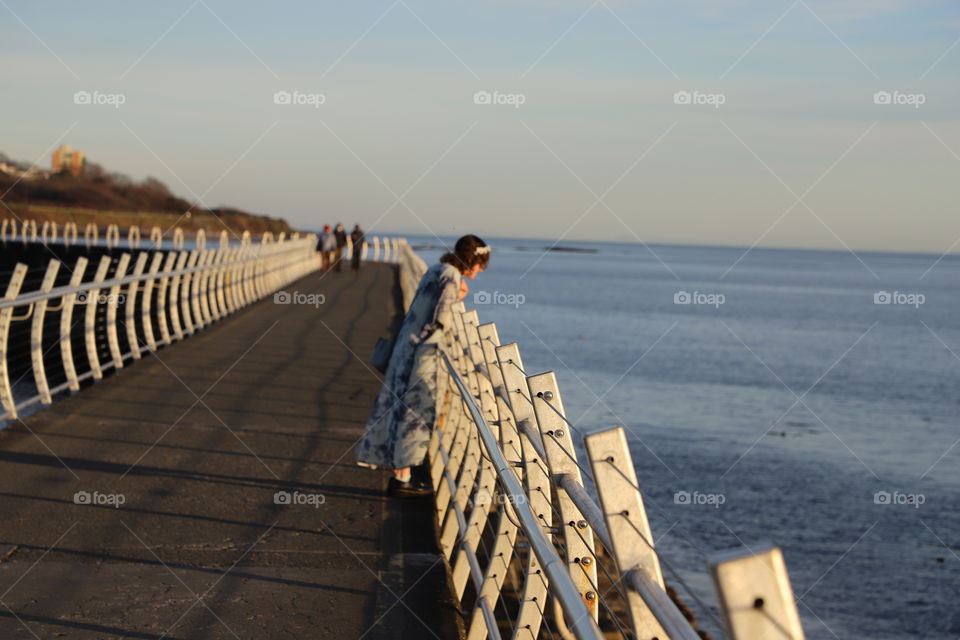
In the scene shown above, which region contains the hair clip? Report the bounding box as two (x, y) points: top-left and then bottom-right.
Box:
(474, 246), (490, 255)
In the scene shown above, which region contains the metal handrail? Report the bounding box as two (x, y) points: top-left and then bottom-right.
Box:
(0, 242), (312, 310)
(441, 351), (605, 640)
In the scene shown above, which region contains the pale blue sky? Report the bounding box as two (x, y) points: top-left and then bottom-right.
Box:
(2, 0), (959, 252)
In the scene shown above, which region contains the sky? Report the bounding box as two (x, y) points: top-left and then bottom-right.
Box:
(2, 0), (959, 253)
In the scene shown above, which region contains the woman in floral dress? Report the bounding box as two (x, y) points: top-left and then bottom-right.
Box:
(357, 235), (490, 497)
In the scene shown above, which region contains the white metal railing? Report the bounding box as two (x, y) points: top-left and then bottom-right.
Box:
(2, 219), (402, 258)
(0, 224), (404, 421)
(395, 250), (808, 640)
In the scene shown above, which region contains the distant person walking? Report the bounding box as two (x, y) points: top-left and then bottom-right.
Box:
(333, 223), (347, 272)
(357, 235), (490, 498)
(321, 225), (337, 272)
(350, 224), (365, 271)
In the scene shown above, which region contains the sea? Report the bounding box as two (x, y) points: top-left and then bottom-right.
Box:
(407, 235), (959, 640)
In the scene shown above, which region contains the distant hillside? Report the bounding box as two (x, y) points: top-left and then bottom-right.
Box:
(0, 152), (292, 234)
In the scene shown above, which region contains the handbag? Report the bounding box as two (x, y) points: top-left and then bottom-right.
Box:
(371, 337), (395, 373)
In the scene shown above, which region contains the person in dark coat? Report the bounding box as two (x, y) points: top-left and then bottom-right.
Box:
(350, 225), (365, 271)
(333, 223), (347, 272)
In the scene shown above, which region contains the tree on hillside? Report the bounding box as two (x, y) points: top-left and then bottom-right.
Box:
(141, 176), (171, 194)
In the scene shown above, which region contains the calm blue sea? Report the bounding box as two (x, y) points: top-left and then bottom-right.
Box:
(407, 235), (959, 640)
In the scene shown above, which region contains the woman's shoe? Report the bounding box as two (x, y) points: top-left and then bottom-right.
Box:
(388, 477), (432, 498)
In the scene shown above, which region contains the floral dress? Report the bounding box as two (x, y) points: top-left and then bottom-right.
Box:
(356, 262), (461, 469)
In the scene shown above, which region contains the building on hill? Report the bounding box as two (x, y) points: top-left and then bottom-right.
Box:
(52, 145), (85, 176)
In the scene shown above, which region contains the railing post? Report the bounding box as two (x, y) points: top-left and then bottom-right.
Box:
(31, 260), (62, 405)
(60, 257), (89, 392)
(226, 247), (243, 311)
(527, 372), (600, 623)
(451, 315), (502, 601)
(0, 264), (28, 418)
(158, 252), (181, 344)
(495, 342), (552, 640)
(585, 425), (670, 639)
(250, 245), (263, 301)
(430, 330), (466, 506)
(241, 246), (256, 306)
(41, 220), (57, 244)
(106, 253), (131, 369)
(438, 308), (480, 559)
(63, 222), (78, 247)
(195, 250), (212, 327)
(710, 545), (806, 640)
(140, 252), (165, 352)
(84, 222), (97, 249)
(124, 252), (149, 359)
(180, 251), (199, 335)
(211, 248), (228, 319)
(23, 219), (37, 243)
(106, 224), (120, 249)
(465, 323), (525, 640)
(84, 256), (112, 380)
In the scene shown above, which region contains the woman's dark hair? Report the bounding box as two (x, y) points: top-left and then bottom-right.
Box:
(440, 235), (489, 273)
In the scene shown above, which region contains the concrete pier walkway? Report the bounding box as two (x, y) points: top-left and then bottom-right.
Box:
(0, 263), (457, 639)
